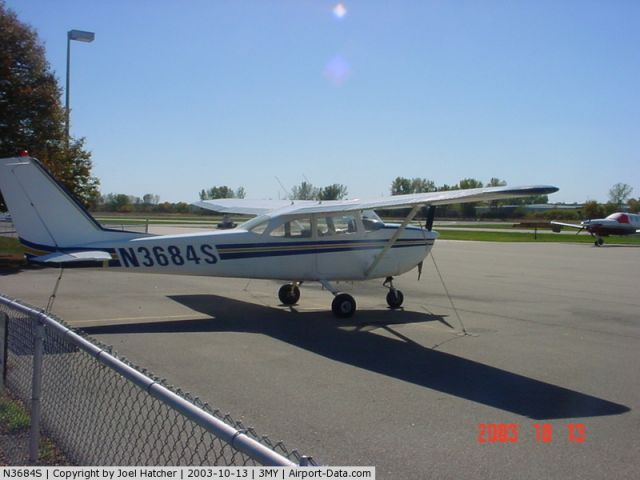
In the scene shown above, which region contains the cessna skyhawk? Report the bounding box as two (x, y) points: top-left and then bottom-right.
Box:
(0, 155), (558, 317)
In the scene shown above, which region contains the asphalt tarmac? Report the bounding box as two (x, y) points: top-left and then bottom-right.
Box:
(1, 239), (638, 479)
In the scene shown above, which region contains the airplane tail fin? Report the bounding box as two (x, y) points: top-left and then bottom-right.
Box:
(0, 155), (145, 252)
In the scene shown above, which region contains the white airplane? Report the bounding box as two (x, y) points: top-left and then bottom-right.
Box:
(0, 155), (558, 317)
(551, 213), (640, 246)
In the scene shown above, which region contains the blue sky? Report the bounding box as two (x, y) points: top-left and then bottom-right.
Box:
(6, 0), (640, 203)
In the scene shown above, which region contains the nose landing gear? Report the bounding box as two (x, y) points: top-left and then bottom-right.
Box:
(331, 293), (357, 318)
(319, 280), (357, 318)
(278, 283), (301, 305)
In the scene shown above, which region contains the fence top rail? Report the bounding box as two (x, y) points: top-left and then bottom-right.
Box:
(0, 294), (301, 467)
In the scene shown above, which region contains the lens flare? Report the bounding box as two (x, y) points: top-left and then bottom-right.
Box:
(333, 3), (347, 20)
(323, 55), (351, 86)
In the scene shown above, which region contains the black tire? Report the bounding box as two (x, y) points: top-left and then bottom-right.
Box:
(278, 284), (300, 305)
(386, 290), (404, 309)
(597, 238), (604, 246)
(331, 293), (356, 318)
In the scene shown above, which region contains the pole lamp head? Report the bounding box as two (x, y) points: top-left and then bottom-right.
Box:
(68, 30), (95, 43)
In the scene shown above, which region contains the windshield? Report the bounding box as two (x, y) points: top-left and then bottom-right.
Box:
(362, 210), (385, 231)
(238, 215), (269, 231)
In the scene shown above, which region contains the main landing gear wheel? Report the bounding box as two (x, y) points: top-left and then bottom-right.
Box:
(278, 284), (300, 305)
(386, 290), (404, 309)
(331, 293), (356, 318)
(383, 276), (404, 309)
(595, 238), (604, 247)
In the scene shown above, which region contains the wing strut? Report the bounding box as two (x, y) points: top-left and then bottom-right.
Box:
(364, 205), (421, 277)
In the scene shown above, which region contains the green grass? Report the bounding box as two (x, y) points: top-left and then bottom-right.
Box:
(436, 229), (640, 245)
(434, 223), (533, 229)
(0, 237), (23, 254)
(0, 394), (30, 433)
(0, 393), (70, 464)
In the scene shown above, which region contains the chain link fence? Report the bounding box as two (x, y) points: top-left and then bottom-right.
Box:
(0, 295), (314, 466)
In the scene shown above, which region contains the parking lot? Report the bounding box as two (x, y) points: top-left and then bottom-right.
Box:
(1, 239), (638, 479)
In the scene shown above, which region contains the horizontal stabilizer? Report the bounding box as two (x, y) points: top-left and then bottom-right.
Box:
(30, 250), (113, 264)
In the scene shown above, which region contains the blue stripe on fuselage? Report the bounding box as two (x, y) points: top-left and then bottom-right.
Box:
(215, 238), (432, 260)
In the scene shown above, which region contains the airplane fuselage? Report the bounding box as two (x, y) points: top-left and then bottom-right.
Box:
(23, 220), (437, 281)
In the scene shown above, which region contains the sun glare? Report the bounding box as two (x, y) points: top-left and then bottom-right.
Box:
(333, 3), (347, 20)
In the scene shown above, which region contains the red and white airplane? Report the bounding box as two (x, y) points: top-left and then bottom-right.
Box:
(551, 213), (640, 246)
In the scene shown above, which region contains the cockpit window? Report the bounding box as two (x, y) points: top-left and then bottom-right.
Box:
(269, 217), (312, 238)
(248, 220), (268, 235)
(317, 214), (358, 236)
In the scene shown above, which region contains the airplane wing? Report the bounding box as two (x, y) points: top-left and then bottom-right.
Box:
(193, 199), (319, 215)
(194, 185), (558, 217)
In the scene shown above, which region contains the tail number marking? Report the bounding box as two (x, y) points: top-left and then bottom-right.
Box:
(118, 245), (217, 268)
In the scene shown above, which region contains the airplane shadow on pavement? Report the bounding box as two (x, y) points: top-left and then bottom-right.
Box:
(82, 294), (630, 421)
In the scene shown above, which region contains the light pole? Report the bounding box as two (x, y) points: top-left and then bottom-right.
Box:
(65, 29), (95, 150)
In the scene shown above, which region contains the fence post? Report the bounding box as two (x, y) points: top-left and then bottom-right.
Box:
(0, 312), (7, 393)
(29, 319), (45, 463)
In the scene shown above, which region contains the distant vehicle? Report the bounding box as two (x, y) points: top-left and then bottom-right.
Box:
(0, 212), (11, 222)
(217, 214), (237, 229)
(0, 154), (557, 317)
(551, 213), (640, 246)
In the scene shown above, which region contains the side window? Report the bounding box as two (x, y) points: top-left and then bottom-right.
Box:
(270, 218), (312, 238)
(317, 214), (358, 236)
(249, 221), (268, 235)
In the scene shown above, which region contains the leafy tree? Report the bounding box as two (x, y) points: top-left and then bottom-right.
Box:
(411, 178), (436, 193)
(582, 200), (604, 219)
(142, 193), (160, 205)
(0, 2), (99, 208)
(105, 193), (132, 212)
(486, 177), (507, 188)
(318, 184), (348, 200)
(608, 183), (633, 206)
(458, 178), (484, 190)
(391, 177), (436, 195)
(199, 186), (238, 200)
(391, 177), (412, 195)
(290, 181), (319, 200)
(628, 198), (640, 213)
(235, 187), (246, 199)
